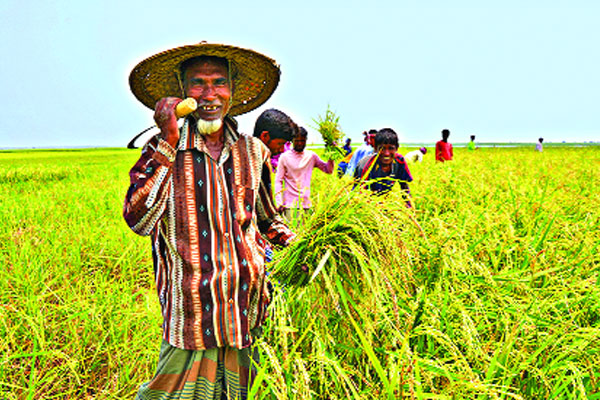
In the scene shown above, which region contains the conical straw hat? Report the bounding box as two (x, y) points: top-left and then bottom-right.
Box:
(129, 42), (280, 116)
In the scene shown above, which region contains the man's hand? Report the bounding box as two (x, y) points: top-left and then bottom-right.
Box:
(154, 97), (183, 148)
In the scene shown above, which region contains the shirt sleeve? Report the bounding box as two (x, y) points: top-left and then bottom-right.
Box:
(312, 152), (334, 174)
(396, 155), (413, 182)
(123, 136), (176, 236)
(274, 154), (286, 206)
(345, 148), (363, 176)
(256, 153), (295, 247)
(435, 142), (442, 161)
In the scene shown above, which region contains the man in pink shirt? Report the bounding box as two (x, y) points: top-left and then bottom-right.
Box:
(275, 127), (334, 227)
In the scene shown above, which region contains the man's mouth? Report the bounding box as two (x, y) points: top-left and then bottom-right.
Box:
(199, 104), (220, 112)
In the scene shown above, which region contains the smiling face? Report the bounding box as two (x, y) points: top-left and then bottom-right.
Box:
(292, 134), (307, 152)
(376, 143), (398, 169)
(183, 58), (231, 122)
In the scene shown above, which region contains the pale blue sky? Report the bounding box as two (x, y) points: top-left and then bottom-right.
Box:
(1, 0), (598, 148)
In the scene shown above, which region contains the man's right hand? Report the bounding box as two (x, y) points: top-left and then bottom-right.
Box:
(154, 97), (183, 148)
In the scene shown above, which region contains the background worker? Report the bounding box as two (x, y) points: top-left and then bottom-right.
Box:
(536, 137), (544, 152)
(405, 147), (427, 163)
(253, 108), (297, 170)
(435, 129), (453, 162)
(468, 135), (477, 151)
(345, 129), (377, 176)
(275, 127), (334, 227)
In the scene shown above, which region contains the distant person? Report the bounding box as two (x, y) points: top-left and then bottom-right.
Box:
(435, 129), (453, 162)
(253, 108), (296, 169)
(275, 127), (334, 226)
(345, 129), (376, 176)
(536, 137), (544, 152)
(467, 135), (476, 151)
(342, 138), (352, 155)
(405, 147), (427, 163)
(354, 128), (413, 207)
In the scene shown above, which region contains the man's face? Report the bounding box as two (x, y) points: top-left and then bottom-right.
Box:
(367, 134), (376, 147)
(259, 131), (287, 155)
(292, 135), (307, 152)
(268, 138), (288, 155)
(183, 60), (231, 122)
(376, 143), (398, 168)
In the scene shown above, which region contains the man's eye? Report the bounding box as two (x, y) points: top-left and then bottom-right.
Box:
(215, 78), (228, 86)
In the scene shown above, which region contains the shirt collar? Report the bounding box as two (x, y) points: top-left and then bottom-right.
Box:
(178, 117), (239, 153)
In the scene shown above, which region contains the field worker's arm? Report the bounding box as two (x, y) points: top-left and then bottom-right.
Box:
(396, 155), (413, 207)
(257, 155), (296, 247)
(274, 156), (285, 207)
(313, 153), (334, 174)
(123, 136), (175, 236)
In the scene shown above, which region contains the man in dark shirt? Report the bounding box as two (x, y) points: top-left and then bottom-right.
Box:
(354, 128), (413, 207)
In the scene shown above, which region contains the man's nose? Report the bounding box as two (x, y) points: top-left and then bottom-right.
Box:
(201, 85), (217, 100)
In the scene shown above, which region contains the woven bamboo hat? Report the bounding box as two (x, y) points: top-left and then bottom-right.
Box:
(129, 42), (280, 116)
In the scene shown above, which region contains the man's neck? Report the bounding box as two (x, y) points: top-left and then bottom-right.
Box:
(200, 127), (225, 160)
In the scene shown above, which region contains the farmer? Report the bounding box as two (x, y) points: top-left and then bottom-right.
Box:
(354, 128), (413, 207)
(342, 138), (352, 155)
(467, 135), (477, 151)
(435, 129), (453, 162)
(124, 42), (296, 400)
(404, 147), (427, 163)
(275, 126), (334, 227)
(536, 137), (544, 152)
(345, 129), (377, 176)
(253, 108), (296, 171)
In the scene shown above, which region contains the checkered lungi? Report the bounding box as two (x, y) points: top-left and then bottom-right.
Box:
(136, 340), (258, 400)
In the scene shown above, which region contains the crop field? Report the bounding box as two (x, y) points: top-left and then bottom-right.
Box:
(1, 146), (599, 399)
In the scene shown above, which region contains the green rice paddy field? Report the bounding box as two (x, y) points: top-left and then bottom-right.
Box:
(1, 146), (599, 399)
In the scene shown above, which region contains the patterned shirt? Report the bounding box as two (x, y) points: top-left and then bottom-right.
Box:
(123, 117), (294, 351)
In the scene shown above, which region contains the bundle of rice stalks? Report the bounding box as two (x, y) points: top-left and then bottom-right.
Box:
(312, 106), (346, 161)
(272, 182), (413, 288)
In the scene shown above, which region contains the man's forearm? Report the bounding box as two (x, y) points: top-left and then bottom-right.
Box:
(123, 137), (176, 236)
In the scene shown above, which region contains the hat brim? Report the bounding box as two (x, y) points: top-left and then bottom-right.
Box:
(129, 42), (280, 116)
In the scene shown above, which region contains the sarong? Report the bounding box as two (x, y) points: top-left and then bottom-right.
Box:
(136, 340), (258, 400)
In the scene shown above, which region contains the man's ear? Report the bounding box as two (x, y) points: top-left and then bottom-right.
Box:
(260, 131), (270, 142)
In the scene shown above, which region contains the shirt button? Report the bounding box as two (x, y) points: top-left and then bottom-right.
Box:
(229, 298), (234, 304)
(224, 233), (230, 238)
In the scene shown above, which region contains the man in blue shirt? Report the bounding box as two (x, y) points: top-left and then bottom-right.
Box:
(344, 129), (376, 177)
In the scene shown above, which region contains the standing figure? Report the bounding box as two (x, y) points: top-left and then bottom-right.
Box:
(253, 108), (296, 171)
(467, 135), (476, 151)
(342, 138), (353, 155)
(435, 129), (453, 162)
(354, 128), (413, 207)
(124, 43), (296, 400)
(344, 129), (377, 176)
(275, 127), (334, 227)
(536, 137), (544, 152)
(405, 147), (427, 163)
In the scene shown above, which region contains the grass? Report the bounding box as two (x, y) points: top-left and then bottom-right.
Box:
(1, 146), (599, 399)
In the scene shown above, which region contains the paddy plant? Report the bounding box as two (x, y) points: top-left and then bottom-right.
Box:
(1, 146), (599, 399)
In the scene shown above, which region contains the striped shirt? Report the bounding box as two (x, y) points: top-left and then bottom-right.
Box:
(123, 117), (295, 350)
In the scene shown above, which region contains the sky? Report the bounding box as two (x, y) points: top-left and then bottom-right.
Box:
(1, 0), (598, 148)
